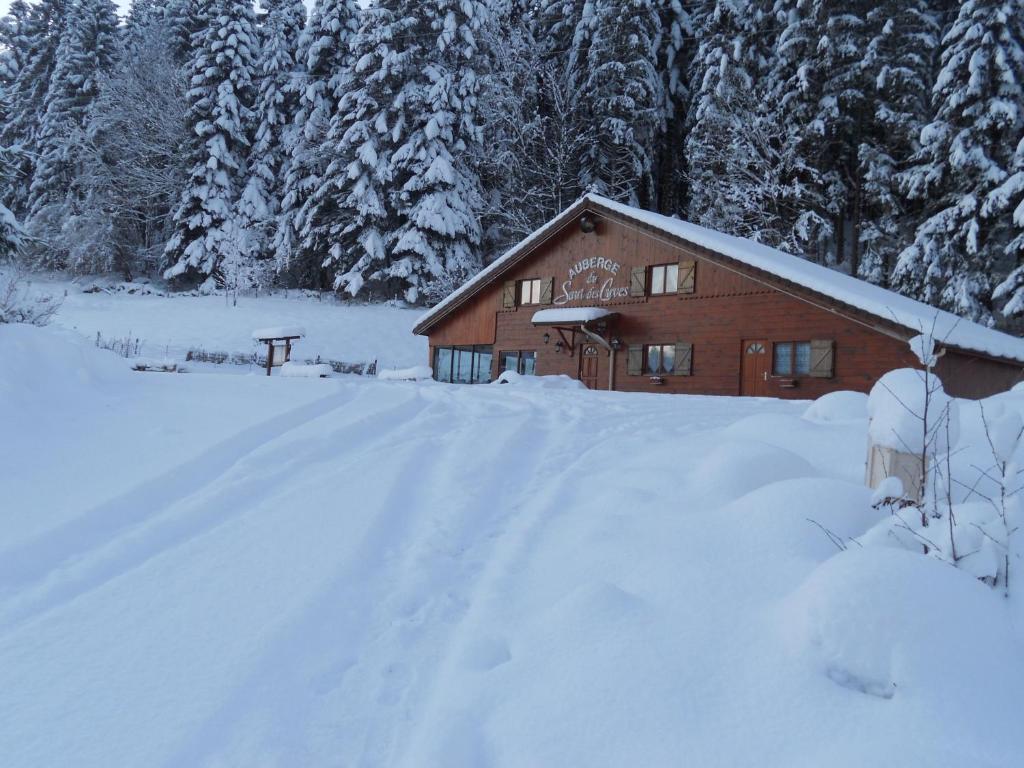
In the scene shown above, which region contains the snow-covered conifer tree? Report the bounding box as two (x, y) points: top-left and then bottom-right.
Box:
(0, 0), (66, 216)
(577, 0), (663, 206)
(857, 0), (941, 285)
(385, 0), (492, 304)
(653, 0), (692, 214)
(24, 0), (119, 266)
(163, 0), (259, 287)
(163, 0), (206, 66)
(237, 0), (307, 266)
(895, 0), (1024, 324)
(685, 0), (769, 226)
(273, 0), (359, 288)
(321, 1), (416, 298)
(757, 0), (833, 259)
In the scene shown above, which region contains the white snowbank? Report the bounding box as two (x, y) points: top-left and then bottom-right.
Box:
(377, 365), (433, 381)
(531, 307), (613, 324)
(5, 331), (1024, 767)
(279, 361), (330, 378)
(251, 325), (305, 340)
(493, 370), (587, 389)
(803, 390), (868, 423)
(867, 368), (959, 454)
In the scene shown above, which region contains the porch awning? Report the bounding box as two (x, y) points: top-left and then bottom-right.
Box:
(531, 307), (616, 326)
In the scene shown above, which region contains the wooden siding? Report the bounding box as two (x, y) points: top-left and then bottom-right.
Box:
(427, 211), (1023, 398)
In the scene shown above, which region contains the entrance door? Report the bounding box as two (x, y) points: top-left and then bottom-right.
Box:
(580, 344), (600, 389)
(741, 340), (769, 396)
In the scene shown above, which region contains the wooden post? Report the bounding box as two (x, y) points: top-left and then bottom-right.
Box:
(265, 340), (274, 376)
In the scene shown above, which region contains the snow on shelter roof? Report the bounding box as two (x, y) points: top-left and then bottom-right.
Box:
(531, 307), (614, 325)
(251, 326), (305, 340)
(415, 194), (1024, 364)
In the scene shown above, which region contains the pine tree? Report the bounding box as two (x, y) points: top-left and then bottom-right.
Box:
(761, 0), (833, 259)
(989, 135), (1024, 315)
(163, 0), (259, 287)
(857, 0), (941, 285)
(386, 0), (492, 304)
(163, 0), (205, 66)
(0, 0), (66, 216)
(322, 0), (417, 298)
(0, 1), (33, 117)
(895, 0), (1024, 324)
(273, 0), (360, 288)
(24, 0), (119, 267)
(237, 0), (307, 266)
(653, 0), (692, 214)
(577, 0), (663, 206)
(685, 0), (769, 225)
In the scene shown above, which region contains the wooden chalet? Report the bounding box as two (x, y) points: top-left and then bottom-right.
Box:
(413, 195), (1024, 398)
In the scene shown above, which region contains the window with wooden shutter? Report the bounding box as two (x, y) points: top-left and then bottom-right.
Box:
(809, 339), (834, 378)
(502, 281), (516, 309)
(539, 277), (554, 305)
(678, 259), (696, 294)
(627, 344), (643, 375)
(629, 266), (646, 297)
(674, 342), (693, 375)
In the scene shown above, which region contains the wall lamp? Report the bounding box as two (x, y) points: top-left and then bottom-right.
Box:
(610, 337), (623, 351)
(543, 332), (551, 344)
(555, 340), (564, 353)
(579, 214), (597, 234)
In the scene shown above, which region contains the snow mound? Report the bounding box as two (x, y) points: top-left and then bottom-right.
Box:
(783, 548), (1024, 714)
(493, 371), (587, 389)
(867, 368), (959, 454)
(378, 365), (433, 381)
(280, 362), (331, 378)
(718, 478), (881, 563)
(0, 323), (130, 409)
(803, 390), (868, 423)
(689, 440), (817, 506)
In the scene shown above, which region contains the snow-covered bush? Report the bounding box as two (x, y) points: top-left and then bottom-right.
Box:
(0, 271), (60, 326)
(858, 337), (1020, 596)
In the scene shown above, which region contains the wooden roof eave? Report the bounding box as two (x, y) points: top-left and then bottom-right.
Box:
(413, 198), (596, 336)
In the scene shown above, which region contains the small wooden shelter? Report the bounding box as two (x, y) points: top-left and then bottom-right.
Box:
(252, 326), (305, 376)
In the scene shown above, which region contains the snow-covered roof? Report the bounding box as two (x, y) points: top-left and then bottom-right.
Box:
(531, 307), (614, 325)
(251, 325), (305, 340)
(416, 194), (1024, 364)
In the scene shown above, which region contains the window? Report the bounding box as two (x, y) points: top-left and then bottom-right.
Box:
(434, 345), (493, 384)
(519, 278), (542, 305)
(500, 350), (537, 376)
(649, 263), (678, 295)
(773, 341), (811, 376)
(645, 344), (675, 375)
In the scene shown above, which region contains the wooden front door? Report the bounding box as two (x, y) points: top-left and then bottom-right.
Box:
(580, 344), (600, 389)
(741, 340), (769, 396)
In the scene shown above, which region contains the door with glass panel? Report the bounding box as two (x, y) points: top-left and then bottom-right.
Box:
(740, 340), (769, 396)
(579, 344), (600, 389)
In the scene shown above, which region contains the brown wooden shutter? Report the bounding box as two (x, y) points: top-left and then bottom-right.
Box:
(627, 344), (643, 375)
(502, 280), (516, 309)
(629, 266), (647, 297)
(809, 339), (834, 378)
(678, 259), (696, 294)
(539, 277), (554, 305)
(674, 342), (693, 375)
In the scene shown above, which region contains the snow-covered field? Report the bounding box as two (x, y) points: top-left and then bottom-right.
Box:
(24, 274), (427, 369)
(3, 323), (1024, 767)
